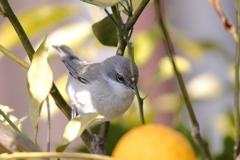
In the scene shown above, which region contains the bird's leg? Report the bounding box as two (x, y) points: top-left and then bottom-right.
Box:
(90, 121), (110, 155)
(70, 103), (79, 119)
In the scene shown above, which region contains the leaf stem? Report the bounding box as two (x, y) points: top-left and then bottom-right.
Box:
(153, 0), (212, 159)
(0, 44), (29, 69)
(234, 0), (240, 157)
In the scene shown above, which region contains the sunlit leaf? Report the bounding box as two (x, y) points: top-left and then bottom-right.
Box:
(80, 0), (121, 7)
(27, 37), (53, 127)
(133, 27), (161, 67)
(56, 113), (104, 152)
(0, 4), (79, 49)
(0, 105), (14, 113)
(158, 55), (191, 81)
(92, 15), (118, 46)
(187, 73), (222, 100)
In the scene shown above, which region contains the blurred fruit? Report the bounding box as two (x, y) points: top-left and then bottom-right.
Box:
(112, 123), (197, 160)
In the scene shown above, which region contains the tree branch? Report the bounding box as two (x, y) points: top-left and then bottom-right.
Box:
(154, 0), (212, 159)
(126, 0), (150, 29)
(234, 0), (240, 157)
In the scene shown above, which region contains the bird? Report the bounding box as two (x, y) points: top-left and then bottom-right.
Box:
(53, 45), (139, 121)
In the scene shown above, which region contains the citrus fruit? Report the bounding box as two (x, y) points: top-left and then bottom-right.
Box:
(112, 123), (197, 160)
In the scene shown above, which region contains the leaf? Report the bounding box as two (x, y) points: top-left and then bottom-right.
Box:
(92, 15), (118, 46)
(27, 37), (53, 127)
(158, 55), (191, 81)
(80, 0), (121, 7)
(56, 113), (104, 152)
(0, 4), (79, 49)
(133, 27), (161, 67)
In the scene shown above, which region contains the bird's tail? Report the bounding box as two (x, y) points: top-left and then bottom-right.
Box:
(52, 45), (80, 60)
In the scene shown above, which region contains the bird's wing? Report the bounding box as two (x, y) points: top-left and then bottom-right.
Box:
(53, 45), (90, 84)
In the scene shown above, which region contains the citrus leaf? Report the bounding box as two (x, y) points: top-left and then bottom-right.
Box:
(92, 15), (118, 46)
(80, 0), (121, 7)
(56, 113), (104, 152)
(27, 37), (53, 127)
(0, 4), (78, 49)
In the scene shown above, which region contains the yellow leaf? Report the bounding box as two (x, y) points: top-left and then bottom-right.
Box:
(0, 4), (79, 49)
(56, 113), (104, 152)
(27, 37), (53, 127)
(158, 55), (191, 81)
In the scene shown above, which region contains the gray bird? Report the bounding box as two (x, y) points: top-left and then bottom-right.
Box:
(53, 45), (139, 121)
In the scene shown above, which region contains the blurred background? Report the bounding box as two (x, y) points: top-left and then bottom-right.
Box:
(0, 0), (237, 159)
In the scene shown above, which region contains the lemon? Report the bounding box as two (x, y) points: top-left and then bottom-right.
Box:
(112, 123), (197, 160)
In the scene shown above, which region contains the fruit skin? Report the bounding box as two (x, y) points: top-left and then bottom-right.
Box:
(112, 123), (197, 160)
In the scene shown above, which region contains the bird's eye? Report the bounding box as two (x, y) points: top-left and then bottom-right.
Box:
(117, 74), (124, 83)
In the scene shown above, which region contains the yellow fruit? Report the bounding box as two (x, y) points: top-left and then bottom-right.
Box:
(112, 124), (197, 160)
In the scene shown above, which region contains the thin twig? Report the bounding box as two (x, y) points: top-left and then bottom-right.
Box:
(154, 0), (212, 159)
(127, 42), (145, 124)
(118, 2), (130, 16)
(0, 152), (113, 160)
(208, 0), (238, 42)
(46, 96), (51, 152)
(111, 5), (128, 56)
(234, 1), (240, 157)
(126, 0), (150, 29)
(0, 44), (29, 69)
(104, 9), (121, 31)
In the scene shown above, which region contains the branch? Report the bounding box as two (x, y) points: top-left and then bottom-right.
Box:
(0, 44), (29, 69)
(234, 0), (240, 157)
(153, 0), (212, 159)
(208, 0), (238, 42)
(126, 0), (150, 29)
(111, 5), (128, 56)
(0, 0), (93, 151)
(0, 152), (113, 160)
(0, 0), (34, 60)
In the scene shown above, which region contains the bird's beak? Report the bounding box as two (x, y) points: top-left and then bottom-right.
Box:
(129, 85), (136, 95)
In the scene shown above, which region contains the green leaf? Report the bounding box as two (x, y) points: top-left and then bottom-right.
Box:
(80, 0), (121, 7)
(27, 37), (53, 127)
(92, 15), (118, 47)
(56, 113), (104, 152)
(0, 4), (79, 49)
